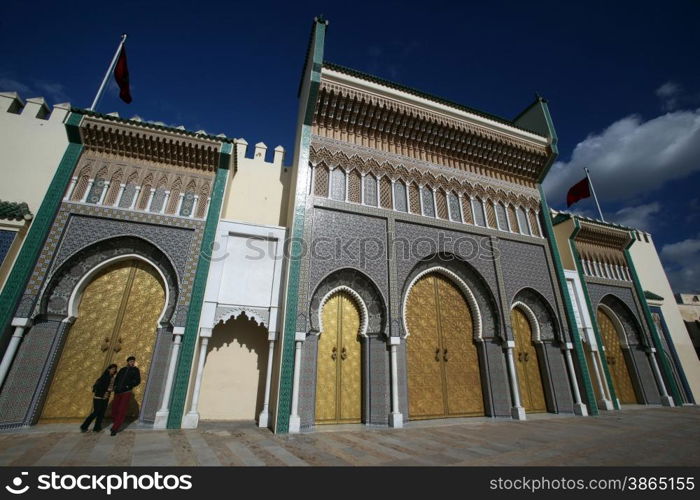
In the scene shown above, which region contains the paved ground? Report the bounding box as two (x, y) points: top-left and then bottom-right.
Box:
(0, 406), (698, 466)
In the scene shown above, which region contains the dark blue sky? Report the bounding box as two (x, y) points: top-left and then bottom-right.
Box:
(1, 1), (698, 291)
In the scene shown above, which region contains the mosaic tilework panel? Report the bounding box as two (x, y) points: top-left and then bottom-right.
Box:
(17, 202), (204, 327)
(482, 339), (511, 417)
(42, 236), (180, 323)
(542, 343), (574, 413)
(497, 239), (558, 313)
(308, 208), (389, 313)
(299, 335), (318, 429)
(513, 288), (559, 342)
(367, 336), (390, 424)
(0, 229), (16, 267)
(628, 348), (661, 405)
(394, 221), (501, 339)
(140, 328), (175, 422)
(396, 341), (408, 423)
(308, 268), (387, 336)
(586, 282), (649, 345)
(0, 320), (62, 426)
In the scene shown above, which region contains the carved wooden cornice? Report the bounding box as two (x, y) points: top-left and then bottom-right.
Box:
(314, 77), (551, 183)
(575, 220), (632, 250)
(310, 141), (541, 210)
(79, 116), (221, 172)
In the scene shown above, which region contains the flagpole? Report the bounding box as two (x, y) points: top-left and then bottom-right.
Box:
(584, 167), (605, 221)
(88, 34), (127, 111)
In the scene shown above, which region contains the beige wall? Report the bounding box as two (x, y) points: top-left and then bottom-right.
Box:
(677, 295), (700, 322)
(220, 139), (291, 227)
(198, 315), (270, 421)
(629, 234), (700, 401)
(0, 93), (71, 290)
(552, 217), (576, 271)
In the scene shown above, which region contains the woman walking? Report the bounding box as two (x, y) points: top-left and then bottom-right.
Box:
(80, 363), (117, 433)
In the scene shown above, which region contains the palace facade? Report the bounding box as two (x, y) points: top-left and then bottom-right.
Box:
(0, 17), (696, 434)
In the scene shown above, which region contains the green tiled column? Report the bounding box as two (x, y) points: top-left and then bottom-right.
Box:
(167, 142), (232, 428)
(538, 189), (599, 415)
(0, 112), (82, 341)
(624, 241), (682, 405)
(275, 18), (327, 434)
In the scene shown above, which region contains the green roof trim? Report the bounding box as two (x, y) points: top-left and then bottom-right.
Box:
(553, 210), (641, 233)
(644, 290), (665, 302)
(322, 62), (547, 138)
(70, 107), (237, 144)
(0, 201), (32, 221)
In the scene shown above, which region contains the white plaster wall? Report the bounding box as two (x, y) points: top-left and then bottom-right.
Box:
(628, 235), (700, 401)
(194, 219), (286, 423)
(0, 93), (71, 290)
(219, 234), (278, 306)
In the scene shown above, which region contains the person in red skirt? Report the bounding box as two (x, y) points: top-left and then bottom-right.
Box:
(110, 356), (141, 436)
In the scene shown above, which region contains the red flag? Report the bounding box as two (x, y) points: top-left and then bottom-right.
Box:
(566, 177), (590, 207)
(114, 46), (132, 104)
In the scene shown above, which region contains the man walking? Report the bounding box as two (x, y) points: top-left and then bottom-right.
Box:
(110, 356), (141, 436)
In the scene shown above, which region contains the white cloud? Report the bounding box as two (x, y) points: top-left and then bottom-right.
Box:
(34, 81), (70, 103)
(656, 81), (681, 111)
(0, 74), (70, 104)
(610, 202), (660, 231)
(0, 77), (32, 94)
(661, 235), (700, 293)
(543, 108), (700, 204)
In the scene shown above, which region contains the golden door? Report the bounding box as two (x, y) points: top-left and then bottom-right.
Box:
(315, 292), (361, 424)
(40, 259), (165, 421)
(406, 273), (484, 419)
(511, 308), (547, 413)
(597, 309), (638, 404)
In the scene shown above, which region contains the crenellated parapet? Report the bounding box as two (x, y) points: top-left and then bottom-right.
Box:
(0, 92), (71, 123)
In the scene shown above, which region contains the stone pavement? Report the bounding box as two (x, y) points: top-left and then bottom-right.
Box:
(0, 406), (698, 466)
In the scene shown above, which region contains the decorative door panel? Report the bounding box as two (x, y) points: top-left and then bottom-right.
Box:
(598, 309), (638, 404)
(406, 275), (445, 419)
(315, 295), (339, 423)
(511, 308), (546, 413)
(407, 273), (484, 420)
(315, 292), (361, 424)
(339, 294), (361, 422)
(40, 260), (163, 421)
(437, 275), (483, 416)
(113, 261), (164, 415)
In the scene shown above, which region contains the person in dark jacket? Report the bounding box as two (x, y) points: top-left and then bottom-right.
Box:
(80, 364), (117, 433)
(110, 356), (141, 436)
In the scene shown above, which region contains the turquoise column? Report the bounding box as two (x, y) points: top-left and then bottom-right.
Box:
(624, 238), (682, 405)
(0, 112), (83, 343)
(275, 18), (327, 434)
(167, 142), (232, 428)
(539, 191), (599, 415)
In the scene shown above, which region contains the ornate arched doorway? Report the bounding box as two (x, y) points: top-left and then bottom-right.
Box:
(405, 272), (484, 419)
(40, 259), (165, 421)
(597, 307), (638, 404)
(510, 307), (546, 413)
(315, 290), (362, 424)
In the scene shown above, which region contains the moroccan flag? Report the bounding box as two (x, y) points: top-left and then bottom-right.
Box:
(114, 46), (132, 103)
(566, 177), (590, 207)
